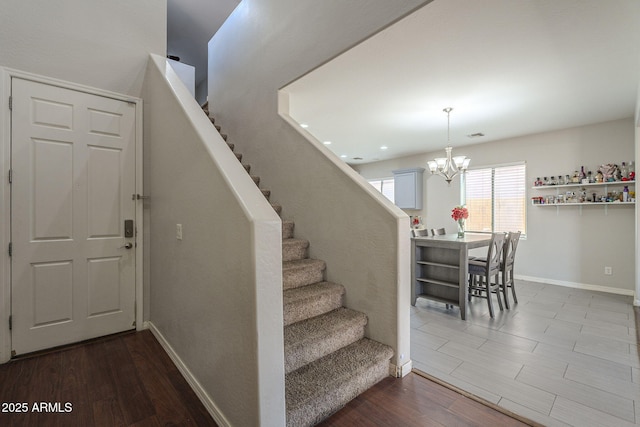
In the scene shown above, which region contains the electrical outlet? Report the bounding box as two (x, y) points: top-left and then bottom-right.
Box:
(176, 224), (183, 240)
(604, 266), (612, 275)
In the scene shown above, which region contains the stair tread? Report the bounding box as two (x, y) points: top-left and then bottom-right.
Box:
(283, 281), (343, 305)
(284, 307), (366, 346)
(285, 338), (393, 417)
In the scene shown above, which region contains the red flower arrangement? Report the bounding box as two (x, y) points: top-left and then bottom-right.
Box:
(452, 206), (468, 238)
(451, 206), (469, 221)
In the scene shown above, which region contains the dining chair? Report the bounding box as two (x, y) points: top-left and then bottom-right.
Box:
(473, 231), (522, 309)
(430, 227), (446, 236)
(500, 231), (521, 309)
(467, 232), (506, 318)
(411, 228), (430, 238)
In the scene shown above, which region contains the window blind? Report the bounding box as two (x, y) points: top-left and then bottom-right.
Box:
(464, 164), (526, 234)
(369, 178), (395, 202)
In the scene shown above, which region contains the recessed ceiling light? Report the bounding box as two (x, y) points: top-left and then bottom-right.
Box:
(380, 146), (388, 150)
(300, 123), (309, 128)
(340, 154), (347, 158)
(323, 141), (332, 145)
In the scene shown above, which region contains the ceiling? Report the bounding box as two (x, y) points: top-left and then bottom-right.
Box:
(284, 0), (640, 165)
(167, 0), (240, 90)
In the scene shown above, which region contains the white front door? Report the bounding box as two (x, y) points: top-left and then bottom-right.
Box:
(10, 78), (137, 356)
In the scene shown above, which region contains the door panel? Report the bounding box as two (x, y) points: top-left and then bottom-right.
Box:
(88, 146), (122, 237)
(11, 78), (136, 356)
(32, 261), (73, 327)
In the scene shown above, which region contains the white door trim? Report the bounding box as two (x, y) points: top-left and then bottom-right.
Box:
(0, 67), (144, 363)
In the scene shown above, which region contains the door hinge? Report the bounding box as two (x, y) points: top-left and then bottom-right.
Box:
(8, 96), (12, 110)
(8, 169), (12, 184)
(9, 315), (12, 330)
(8, 242), (12, 257)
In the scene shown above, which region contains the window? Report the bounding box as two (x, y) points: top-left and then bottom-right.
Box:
(369, 178), (395, 202)
(463, 163), (526, 235)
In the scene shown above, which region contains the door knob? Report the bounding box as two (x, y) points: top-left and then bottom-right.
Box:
(120, 242), (133, 249)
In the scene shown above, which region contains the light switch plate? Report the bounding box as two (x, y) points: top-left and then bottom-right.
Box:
(176, 224), (183, 240)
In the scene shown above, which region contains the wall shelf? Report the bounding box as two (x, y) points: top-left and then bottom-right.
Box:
(532, 201), (635, 207)
(531, 180), (635, 214)
(531, 180), (635, 190)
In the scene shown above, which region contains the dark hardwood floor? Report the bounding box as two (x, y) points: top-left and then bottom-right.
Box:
(0, 330), (533, 426)
(318, 372), (533, 427)
(0, 330), (216, 427)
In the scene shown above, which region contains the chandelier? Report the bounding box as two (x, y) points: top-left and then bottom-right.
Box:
(427, 108), (470, 185)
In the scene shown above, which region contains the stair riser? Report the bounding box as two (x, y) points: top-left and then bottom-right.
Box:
(282, 244), (307, 262)
(282, 222), (294, 239)
(283, 266), (324, 290)
(284, 293), (342, 327)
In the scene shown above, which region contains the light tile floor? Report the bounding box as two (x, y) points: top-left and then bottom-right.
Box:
(410, 279), (639, 427)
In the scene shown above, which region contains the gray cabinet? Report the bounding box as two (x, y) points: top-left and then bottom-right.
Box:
(393, 168), (424, 209)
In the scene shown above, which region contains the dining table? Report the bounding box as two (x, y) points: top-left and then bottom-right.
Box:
(411, 233), (492, 320)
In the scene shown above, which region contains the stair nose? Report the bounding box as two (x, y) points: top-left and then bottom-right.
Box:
(283, 259), (326, 290)
(282, 238), (309, 262)
(284, 308), (367, 374)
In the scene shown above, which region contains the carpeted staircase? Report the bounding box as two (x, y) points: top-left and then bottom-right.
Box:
(202, 105), (394, 427)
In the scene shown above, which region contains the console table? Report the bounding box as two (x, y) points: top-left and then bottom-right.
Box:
(411, 233), (491, 320)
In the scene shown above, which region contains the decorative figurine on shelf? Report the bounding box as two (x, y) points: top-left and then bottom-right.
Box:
(410, 216), (423, 229)
(599, 164), (616, 182)
(613, 164), (622, 181)
(451, 206), (469, 238)
(571, 171), (580, 183)
(595, 170), (604, 183)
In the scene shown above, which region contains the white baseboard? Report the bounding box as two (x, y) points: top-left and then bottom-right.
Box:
(389, 359), (413, 378)
(148, 322), (231, 427)
(515, 274), (636, 298)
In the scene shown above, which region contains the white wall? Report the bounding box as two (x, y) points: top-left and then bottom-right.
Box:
(0, 0), (165, 362)
(208, 0), (430, 374)
(144, 55), (284, 426)
(357, 118), (636, 294)
(0, 0), (166, 97)
(168, 59), (196, 97)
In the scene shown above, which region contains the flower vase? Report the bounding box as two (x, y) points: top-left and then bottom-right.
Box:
(457, 219), (465, 238)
